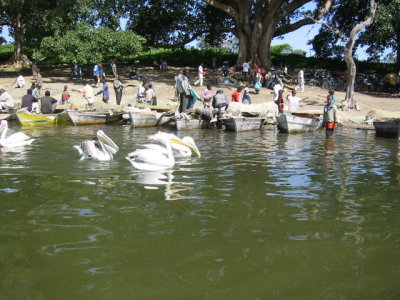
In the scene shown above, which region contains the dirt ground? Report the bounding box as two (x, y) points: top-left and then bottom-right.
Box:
(1, 65), (399, 126)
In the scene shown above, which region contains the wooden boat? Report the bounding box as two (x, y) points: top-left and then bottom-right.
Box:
(129, 110), (172, 128)
(166, 117), (213, 130)
(373, 119), (400, 138)
(134, 103), (178, 112)
(277, 112), (323, 133)
(16, 110), (71, 126)
(67, 110), (121, 126)
(222, 117), (265, 132)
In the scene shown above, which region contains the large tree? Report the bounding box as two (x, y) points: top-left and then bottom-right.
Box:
(311, 0), (399, 72)
(359, 0), (400, 72)
(0, 0), (94, 67)
(311, 0), (377, 108)
(202, 0), (333, 67)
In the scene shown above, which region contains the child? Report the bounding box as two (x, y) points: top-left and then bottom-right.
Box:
(276, 89), (284, 113)
(242, 85), (251, 104)
(60, 85), (70, 104)
(231, 87), (242, 102)
(202, 84), (212, 107)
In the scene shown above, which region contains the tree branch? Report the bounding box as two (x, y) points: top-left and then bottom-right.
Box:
(202, 0), (240, 23)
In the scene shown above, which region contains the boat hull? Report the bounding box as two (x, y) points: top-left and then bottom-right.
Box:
(174, 119), (212, 130)
(277, 114), (322, 133)
(223, 117), (264, 132)
(373, 120), (400, 138)
(16, 111), (71, 126)
(129, 111), (171, 128)
(68, 111), (121, 126)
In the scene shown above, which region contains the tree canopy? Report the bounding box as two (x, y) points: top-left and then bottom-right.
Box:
(311, 0), (399, 71)
(33, 23), (145, 64)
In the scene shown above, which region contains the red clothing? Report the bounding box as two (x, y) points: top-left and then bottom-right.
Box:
(231, 91), (240, 102)
(277, 96), (284, 113)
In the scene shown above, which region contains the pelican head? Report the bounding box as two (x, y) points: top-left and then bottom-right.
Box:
(97, 130), (119, 154)
(170, 137), (201, 157)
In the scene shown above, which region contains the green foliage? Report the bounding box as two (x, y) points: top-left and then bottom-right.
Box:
(0, 44), (14, 62)
(271, 44), (295, 55)
(133, 48), (236, 67)
(32, 23), (145, 64)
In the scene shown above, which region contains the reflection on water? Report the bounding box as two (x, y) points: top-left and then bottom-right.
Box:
(1, 125), (400, 298)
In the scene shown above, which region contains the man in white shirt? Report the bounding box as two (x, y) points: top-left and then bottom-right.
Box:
(194, 63), (204, 86)
(0, 89), (14, 110)
(273, 82), (283, 101)
(78, 82), (94, 109)
(242, 61), (250, 81)
(297, 69), (304, 92)
(286, 90), (301, 111)
(16, 73), (25, 88)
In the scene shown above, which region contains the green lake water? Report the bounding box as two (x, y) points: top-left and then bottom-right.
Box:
(1, 125), (399, 299)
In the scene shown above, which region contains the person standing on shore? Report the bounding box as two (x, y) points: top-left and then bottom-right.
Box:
(31, 63), (39, 81)
(95, 78), (110, 104)
(195, 63), (204, 87)
(297, 68), (304, 92)
(323, 95), (338, 138)
(242, 85), (251, 104)
(242, 61), (250, 82)
(113, 75), (123, 105)
(78, 81), (94, 109)
(93, 63), (101, 86)
(35, 70), (43, 96)
(175, 68), (191, 113)
(111, 58), (117, 77)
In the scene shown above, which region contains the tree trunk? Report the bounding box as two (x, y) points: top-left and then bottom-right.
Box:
(344, 46), (357, 109)
(7, 4), (31, 68)
(396, 38), (400, 74)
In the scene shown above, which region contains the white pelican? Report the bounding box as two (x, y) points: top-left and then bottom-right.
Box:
(147, 131), (201, 158)
(126, 136), (200, 171)
(0, 120), (35, 148)
(74, 130), (119, 161)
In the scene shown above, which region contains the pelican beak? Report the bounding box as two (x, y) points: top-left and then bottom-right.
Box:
(97, 130), (119, 153)
(170, 138), (201, 157)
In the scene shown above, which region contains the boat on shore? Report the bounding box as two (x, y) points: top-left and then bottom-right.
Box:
(373, 119), (400, 138)
(134, 103), (178, 112)
(16, 110), (71, 126)
(67, 110), (122, 126)
(166, 117), (213, 131)
(277, 111), (323, 133)
(222, 117), (265, 132)
(129, 110), (172, 128)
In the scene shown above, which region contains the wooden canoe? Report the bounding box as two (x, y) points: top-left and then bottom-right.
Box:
(373, 119), (400, 138)
(134, 104), (178, 112)
(277, 113), (323, 133)
(129, 111), (172, 128)
(167, 118), (213, 130)
(67, 110), (122, 126)
(222, 117), (265, 132)
(16, 110), (71, 126)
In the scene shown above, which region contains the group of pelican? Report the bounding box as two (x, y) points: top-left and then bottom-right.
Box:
(125, 131), (201, 170)
(75, 130), (200, 170)
(0, 120), (200, 170)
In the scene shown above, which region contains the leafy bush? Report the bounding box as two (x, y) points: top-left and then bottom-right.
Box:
(33, 23), (145, 65)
